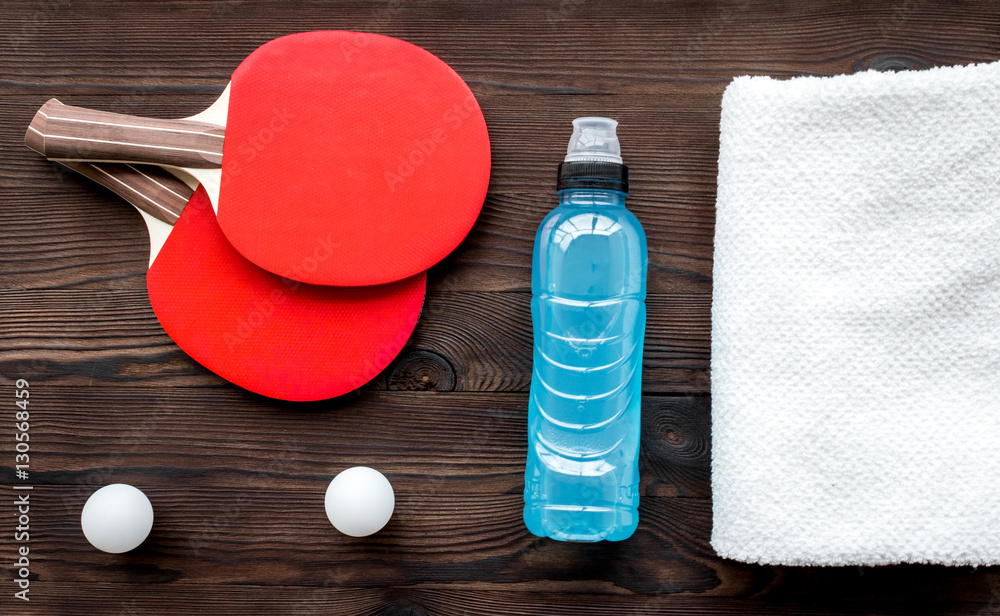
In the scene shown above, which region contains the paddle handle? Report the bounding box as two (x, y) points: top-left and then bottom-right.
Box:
(59, 162), (192, 225)
(26, 99), (225, 168)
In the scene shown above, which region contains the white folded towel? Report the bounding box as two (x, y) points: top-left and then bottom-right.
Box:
(711, 61), (1000, 566)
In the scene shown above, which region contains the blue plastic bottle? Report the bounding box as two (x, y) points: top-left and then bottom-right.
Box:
(523, 117), (647, 542)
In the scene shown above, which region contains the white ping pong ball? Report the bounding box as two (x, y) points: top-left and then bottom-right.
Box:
(81, 484), (154, 553)
(324, 467), (395, 537)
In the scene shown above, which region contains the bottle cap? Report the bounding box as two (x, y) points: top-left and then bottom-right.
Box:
(557, 117), (628, 192)
(564, 117), (623, 164)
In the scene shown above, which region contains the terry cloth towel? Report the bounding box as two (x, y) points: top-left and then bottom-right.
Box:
(711, 61), (1000, 566)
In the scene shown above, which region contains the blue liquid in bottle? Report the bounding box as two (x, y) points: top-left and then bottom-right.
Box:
(523, 117), (647, 542)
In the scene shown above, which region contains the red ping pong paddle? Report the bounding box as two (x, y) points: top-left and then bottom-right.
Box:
(56, 161), (426, 401)
(26, 31), (491, 287)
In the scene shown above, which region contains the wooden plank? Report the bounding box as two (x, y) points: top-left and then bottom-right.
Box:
(15, 585), (1000, 615)
(0, 289), (711, 393)
(0, 388), (709, 493)
(12, 487), (721, 590)
(1, 0), (998, 93)
(3, 388), (716, 591)
(1, 93), (717, 294)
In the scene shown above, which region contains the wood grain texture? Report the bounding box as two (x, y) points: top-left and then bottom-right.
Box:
(3, 0), (1000, 614)
(0, 288), (710, 393)
(2, 392), (718, 591)
(17, 585), (1000, 616)
(0, 388), (709, 493)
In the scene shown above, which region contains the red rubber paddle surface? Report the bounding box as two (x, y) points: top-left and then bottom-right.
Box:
(217, 31), (491, 286)
(147, 187), (426, 401)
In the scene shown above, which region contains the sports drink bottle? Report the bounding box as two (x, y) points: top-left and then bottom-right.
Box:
(523, 117), (647, 542)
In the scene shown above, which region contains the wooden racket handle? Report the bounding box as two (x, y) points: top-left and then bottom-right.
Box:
(26, 99), (224, 168)
(59, 161), (193, 225)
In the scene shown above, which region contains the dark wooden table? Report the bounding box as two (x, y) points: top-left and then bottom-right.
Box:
(2, 1), (999, 614)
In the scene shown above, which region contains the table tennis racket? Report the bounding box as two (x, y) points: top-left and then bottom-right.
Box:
(25, 31), (491, 287)
(55, 160), (426, 401)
